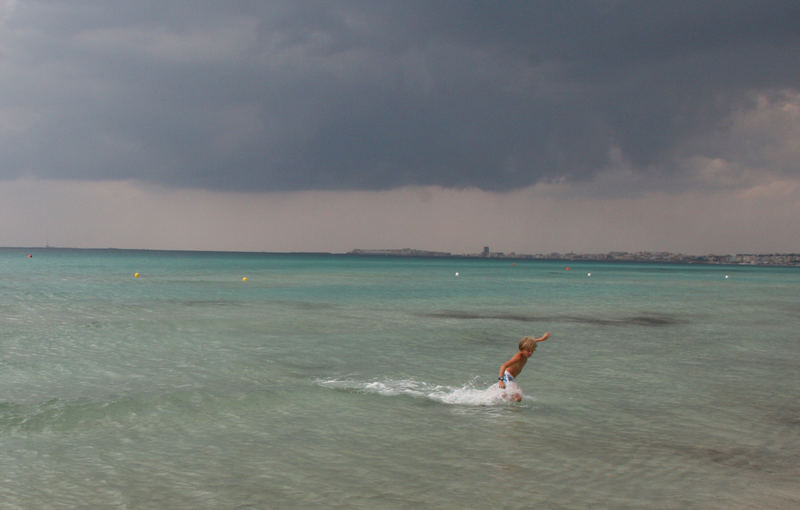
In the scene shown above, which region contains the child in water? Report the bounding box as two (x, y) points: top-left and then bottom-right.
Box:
(498, 332), (551, 401)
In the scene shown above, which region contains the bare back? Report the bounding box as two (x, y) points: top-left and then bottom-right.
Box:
(501, 351), (529, 378)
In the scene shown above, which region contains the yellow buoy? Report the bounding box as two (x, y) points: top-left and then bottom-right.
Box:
(134, 273), (140, 278)
(242, 276), (248, 282)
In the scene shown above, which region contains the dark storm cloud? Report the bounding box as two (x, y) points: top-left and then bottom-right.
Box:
(1, 0), (798, 191)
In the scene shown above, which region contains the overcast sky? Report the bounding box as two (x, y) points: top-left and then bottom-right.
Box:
(1, 1), (798, 254)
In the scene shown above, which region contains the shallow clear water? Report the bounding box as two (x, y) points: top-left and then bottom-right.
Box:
(1, 249), (798, 509)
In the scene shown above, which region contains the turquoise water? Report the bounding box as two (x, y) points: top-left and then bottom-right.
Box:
(1, 248), (798, 509)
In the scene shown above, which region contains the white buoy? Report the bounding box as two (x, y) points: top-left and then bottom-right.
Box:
(587, 272), (592, 277)
(455, 272), (460, 277)
(724, 274), (729, 279)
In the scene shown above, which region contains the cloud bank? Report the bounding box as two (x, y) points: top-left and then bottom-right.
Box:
(1, 1), (798, 194)
(1, 2), (798, 253)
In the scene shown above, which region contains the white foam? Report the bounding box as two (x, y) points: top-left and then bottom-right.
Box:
(316, 377), (530, 406)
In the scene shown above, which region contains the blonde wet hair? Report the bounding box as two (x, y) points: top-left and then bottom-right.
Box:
(519, 336), (539, 352)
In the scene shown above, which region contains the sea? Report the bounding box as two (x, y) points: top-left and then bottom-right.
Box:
(0, 248), (797, 509)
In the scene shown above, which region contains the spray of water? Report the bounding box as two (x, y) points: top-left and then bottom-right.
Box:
(316, 377), (532, 406)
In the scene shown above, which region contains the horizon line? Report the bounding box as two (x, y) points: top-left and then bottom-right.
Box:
(4, 245), (800, 259)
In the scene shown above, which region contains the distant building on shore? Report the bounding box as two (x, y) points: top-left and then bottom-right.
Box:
(347, 248), (800, 266)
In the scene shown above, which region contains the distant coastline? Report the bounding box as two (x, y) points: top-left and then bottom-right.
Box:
(348, 248), (800, 267)
(5, 246), (798, 267)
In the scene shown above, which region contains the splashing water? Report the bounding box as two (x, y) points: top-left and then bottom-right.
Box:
(316, 377), (532, 406)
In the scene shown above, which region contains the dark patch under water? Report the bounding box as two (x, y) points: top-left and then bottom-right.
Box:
(422, 310), (679, 327)
(422, 311), (537, 322)
(180, 299), (240, 307)
(579, 315), (677, 326)
(287, 301), (337, 311)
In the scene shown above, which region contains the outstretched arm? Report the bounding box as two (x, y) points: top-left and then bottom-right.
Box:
(536, 332), (551, 342)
